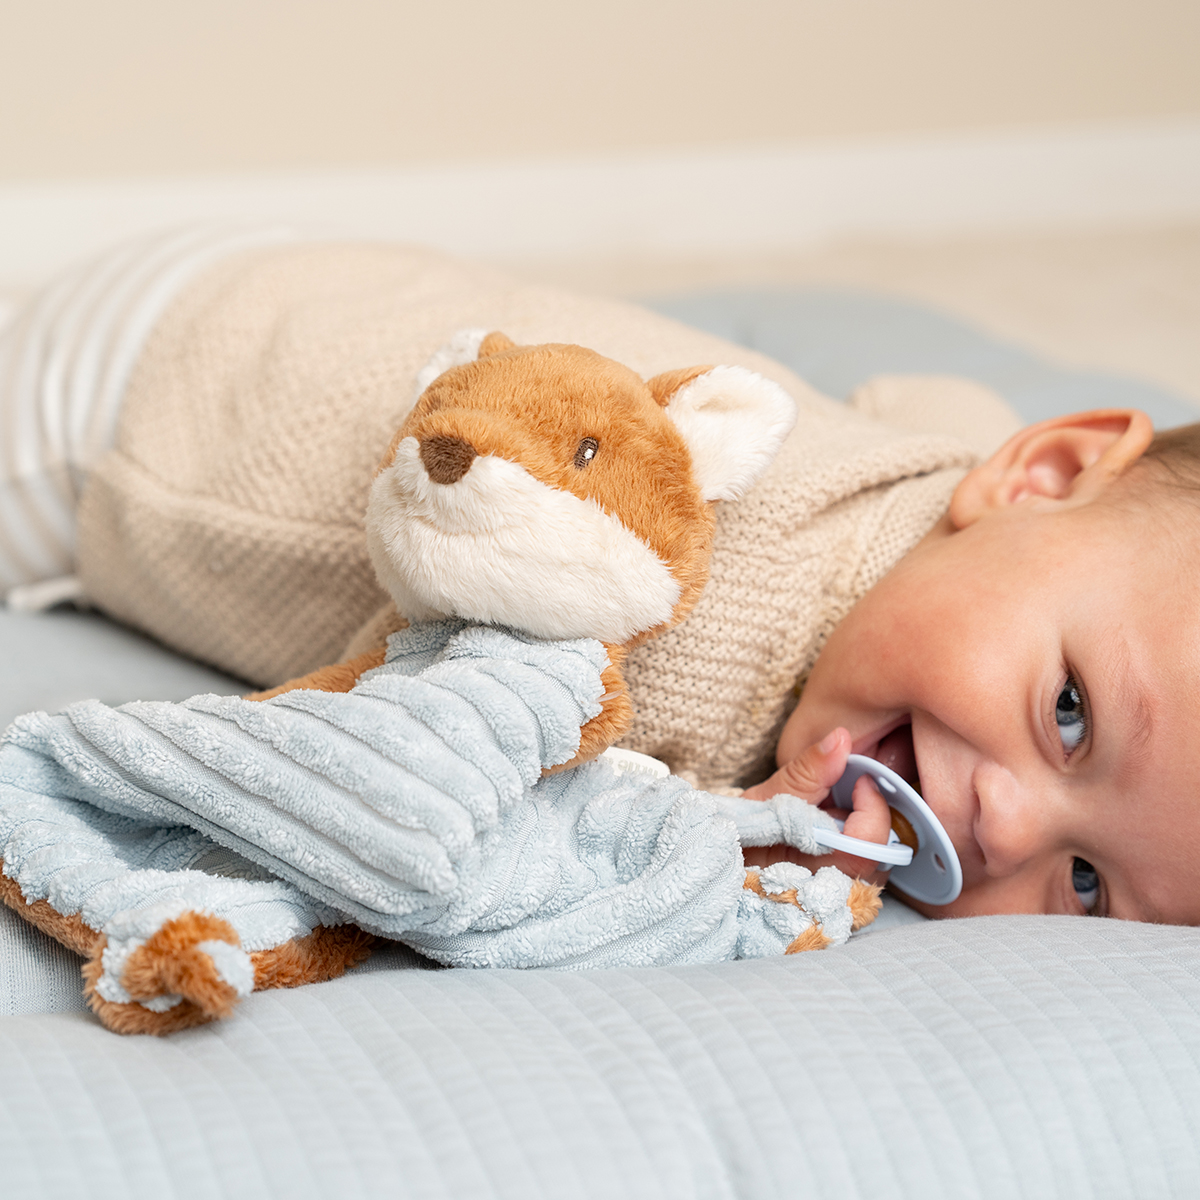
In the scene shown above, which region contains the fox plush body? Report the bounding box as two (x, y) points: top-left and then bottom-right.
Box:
(0, 331), (831, 1036)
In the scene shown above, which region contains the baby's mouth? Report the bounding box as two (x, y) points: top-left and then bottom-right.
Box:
(869, 722), (922, 796)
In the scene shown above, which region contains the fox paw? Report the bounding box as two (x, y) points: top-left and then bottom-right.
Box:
(84, 911), (253, 1035)
(82, 915), (376, 1035)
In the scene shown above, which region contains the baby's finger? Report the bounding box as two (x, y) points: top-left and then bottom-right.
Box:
(826, 775), (894, 881)
(742, 727), (851, 803)
(843, 774), (893, 844)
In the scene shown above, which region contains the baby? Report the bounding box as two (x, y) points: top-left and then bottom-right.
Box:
(3, 232), (1194, 931)
(745, 408), (1200, 926)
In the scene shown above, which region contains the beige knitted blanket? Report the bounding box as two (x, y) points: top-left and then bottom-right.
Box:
(77, 243), (1015, 790)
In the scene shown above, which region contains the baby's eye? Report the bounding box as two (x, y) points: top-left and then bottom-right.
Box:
(1055, 675), (1088, 754)
(1072, 857), (1101, 913)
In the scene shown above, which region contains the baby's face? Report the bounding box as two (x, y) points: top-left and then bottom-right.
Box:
(779, 488), (1200, 924)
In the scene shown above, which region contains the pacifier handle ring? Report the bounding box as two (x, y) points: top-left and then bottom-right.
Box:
(812, 826), (914, 866)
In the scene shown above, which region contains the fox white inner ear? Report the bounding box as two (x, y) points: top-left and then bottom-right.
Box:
(664, 366), (797, 501)
(413, 328), (490, 400)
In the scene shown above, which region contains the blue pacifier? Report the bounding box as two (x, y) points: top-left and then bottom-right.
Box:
(820, 754), (963, 906)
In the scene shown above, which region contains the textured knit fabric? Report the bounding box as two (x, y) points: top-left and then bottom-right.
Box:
(620, 399), (975, 788)
(75, 242), (982, 789)
(0, 621), (854, 1015)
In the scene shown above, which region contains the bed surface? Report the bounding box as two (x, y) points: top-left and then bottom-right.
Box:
(5, 917), (1199, 1198)
(3, 287), (1198, 1198)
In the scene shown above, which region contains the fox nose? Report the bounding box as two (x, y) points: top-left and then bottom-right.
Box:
(419, 435), (476, 484)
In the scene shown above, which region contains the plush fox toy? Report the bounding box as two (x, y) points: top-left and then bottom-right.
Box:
(253, 330), (796, 766)
(0, 330), (800, 1034)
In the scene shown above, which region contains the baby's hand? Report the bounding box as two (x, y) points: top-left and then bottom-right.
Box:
(741, 728), (893, 884)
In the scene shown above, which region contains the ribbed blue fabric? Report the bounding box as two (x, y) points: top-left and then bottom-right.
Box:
(0, 621), (848, 1008)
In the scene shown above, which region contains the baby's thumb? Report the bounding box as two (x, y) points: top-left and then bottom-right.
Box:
(742, 728), (850, 803)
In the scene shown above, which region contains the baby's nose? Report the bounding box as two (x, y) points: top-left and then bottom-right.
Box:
(973, 762), (1053, 875)
(420, 435), (476, 484)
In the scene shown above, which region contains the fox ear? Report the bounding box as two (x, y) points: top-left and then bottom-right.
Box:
(477, 331), (516, 358)
(650, 365), (797, 502)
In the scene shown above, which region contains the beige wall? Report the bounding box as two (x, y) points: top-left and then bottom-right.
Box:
(2, 0), (1198, 181)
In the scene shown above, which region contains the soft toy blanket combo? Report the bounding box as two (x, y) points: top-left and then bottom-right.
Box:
(0, 620), (877, 1034)
(0, 329), (879, 1034)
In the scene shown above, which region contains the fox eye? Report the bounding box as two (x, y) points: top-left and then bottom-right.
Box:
(573, 437), (599, 469)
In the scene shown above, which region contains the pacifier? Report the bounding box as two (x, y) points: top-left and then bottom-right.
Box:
(598, 746), (962, 906)
(817, 754), (962, 905)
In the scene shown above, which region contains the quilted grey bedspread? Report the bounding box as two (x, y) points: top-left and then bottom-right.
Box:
(4, 916), (1199, 1199)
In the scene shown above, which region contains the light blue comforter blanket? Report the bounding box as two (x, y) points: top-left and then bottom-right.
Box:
(0, 620), (849, 1007)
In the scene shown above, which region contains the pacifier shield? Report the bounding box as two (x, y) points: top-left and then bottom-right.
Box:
(830, 754), (963, 905)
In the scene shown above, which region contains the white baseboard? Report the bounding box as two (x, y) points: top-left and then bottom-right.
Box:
(2, 117), (1199, 285)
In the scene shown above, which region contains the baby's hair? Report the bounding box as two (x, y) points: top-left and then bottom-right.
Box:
(1133, 423), (1200, 494)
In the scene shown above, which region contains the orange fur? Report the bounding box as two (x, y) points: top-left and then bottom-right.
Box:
(119, 911), (243, 1017)
(248, 647), (387, 701)
(848, 880), (884, 931)
(785, 925), (833, 954)
(73, 912), (246, 1036)
(3, 863), (376, 1034)
(0, 863), (219, 1035)
(646, 365), (714, 407)
(250, 924), (375, 989)
(89, 916), (376, 1036)
(363, 338), (730, 758)
(478, 331), (516, 358)
(0, 862), (102, 956)
(82, 954), (224, 1036)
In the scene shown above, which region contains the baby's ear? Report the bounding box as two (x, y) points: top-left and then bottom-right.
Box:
(648, 366), (797, 501)
(950, 408), (1155, 527)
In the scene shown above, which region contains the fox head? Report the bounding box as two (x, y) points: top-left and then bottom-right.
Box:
(366, 330), (795, 649)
